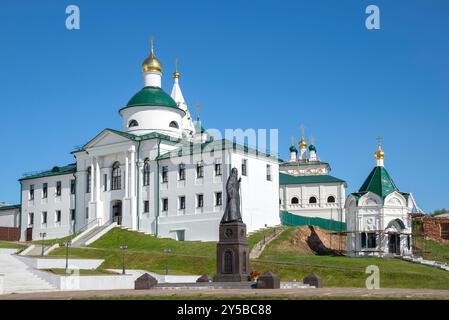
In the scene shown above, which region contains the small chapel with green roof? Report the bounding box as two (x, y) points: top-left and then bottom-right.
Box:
(345, 143), (420, 257)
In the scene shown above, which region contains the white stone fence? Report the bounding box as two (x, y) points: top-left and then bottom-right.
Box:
(14, 255), (103, 270)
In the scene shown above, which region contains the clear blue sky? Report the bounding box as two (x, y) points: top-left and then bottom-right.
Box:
(0, 0), (448, 212)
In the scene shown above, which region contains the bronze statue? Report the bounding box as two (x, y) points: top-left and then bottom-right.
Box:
(221, 167), (242, 224)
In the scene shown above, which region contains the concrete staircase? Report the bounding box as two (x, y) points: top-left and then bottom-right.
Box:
(401, 255), (449, 271)
(71, 222), (116, 247)
(0, 251), (57, 294)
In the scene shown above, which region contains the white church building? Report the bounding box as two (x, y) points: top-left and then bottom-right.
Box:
(18, 41), (280, 242)
(345, 143), (419, 257)
(279, 135), (346, 229)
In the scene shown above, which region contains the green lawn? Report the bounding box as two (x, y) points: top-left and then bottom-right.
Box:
(413, 236), (449, 263)
(32, 234), (76, 247)
(0, 241), (27, 249)
(248, 227), (281, 250)
(48, 227), (449, 290)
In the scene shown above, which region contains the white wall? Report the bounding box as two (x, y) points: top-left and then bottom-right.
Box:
(20, 174), (75, 241)
(280, 183), (346, 221)
(0, 208), (19, 228)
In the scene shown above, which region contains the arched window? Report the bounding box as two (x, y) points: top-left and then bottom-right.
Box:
(143, 158), (150, 186)
(86, 167), (91, 193)
(169, 121), (179, 129)
(291, 197), (299, 204)
(128, 120), (139, 128)
(327, 196), (336, 203)
(309, 196), (317, 204)
(111, 162), (121, 190)
(224, 250), (233, 274)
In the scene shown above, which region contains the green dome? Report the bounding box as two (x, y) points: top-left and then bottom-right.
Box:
(126, 86), (177, 108)
(308, 144), (316, 152)
(289, 145), (298, 153)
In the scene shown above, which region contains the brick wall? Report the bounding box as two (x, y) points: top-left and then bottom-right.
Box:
(416, 217), (449, 244)
(0, 227), (20, 241)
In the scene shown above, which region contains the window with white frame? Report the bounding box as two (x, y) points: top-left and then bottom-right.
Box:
(215, 162), (222, 176)
(197, 194), (204, 208)
(43, 183), (48, 199)
(215, 192), (222, 206)
(28, 212), (34, 226)
(42, 212), (47, 225)
(144, 200), (150, 213)
(179, 196), (186, 210)
(143, 158), (150, 186)
(162, 166), (168, 183)
(56, 181), (62, 197)
(55, 210), (61, 223)
(242, 159), (247, 176)
(178, 163), (186, 181)
(196, 161), (204, 178)
(266, 164), (272, 181)
(86, 167), (91, 193)
(162, 198), (168, 212)
(111, 162), (122, 190)
(29, 185), (34, 200)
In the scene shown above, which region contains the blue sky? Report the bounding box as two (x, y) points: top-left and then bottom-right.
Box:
(0, 0), (448, 212)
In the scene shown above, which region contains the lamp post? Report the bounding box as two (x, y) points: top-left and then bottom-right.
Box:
(164, 247), (172, 275)
(63, 240), (72, 274)
(39, 232), (47, 256)
(120, 244), (128, 275)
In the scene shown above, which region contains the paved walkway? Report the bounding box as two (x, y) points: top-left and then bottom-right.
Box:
(1, 287), (449, 300)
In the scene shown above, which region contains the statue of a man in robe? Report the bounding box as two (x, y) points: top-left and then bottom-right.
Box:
(221, 167), (242, 224)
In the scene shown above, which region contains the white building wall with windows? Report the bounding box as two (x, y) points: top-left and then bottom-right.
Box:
(19, 173), (75, 241)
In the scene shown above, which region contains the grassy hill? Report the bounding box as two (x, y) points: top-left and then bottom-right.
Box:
(48, 226), (449, 289)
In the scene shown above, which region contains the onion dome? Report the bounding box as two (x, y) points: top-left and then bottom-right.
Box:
(289, 145), (298, 153)
(374, 144), (385, 160)
(299, 138), (307, 149)
(308, 144), (316, 152)
(142, 37), (162, 73)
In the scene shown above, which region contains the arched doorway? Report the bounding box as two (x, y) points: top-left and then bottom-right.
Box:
(112, 200), (122, 225)
(386, 219), (405, 255)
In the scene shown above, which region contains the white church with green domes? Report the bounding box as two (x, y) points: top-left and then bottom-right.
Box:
(345, 143), (421, 257)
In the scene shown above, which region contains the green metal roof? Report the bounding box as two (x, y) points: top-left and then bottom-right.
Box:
(19, 163), (77, 181)
(358, 166), (399, 200)
(279, 172), (346, 185)
(0, 204), (20, 211)
(123, 86), (178, 110)
(157, 139), (280, 161)
(72, 128), (182, 153)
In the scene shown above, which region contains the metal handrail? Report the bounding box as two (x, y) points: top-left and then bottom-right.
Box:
(73, 218), (102, 239)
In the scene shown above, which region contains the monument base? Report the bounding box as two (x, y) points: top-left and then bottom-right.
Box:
(214, 221), (250, 283)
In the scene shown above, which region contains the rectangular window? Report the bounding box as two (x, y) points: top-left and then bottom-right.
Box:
(197, 194), (204, 208)
(85, 207), (89, 220)
(266, 164), (272, 181)
(178, 163), (186, 181)
(42, 212), (47, 225)
(71, 209), (76, 221)
(43, 183), (48, 198)
(144, 201), (150, 213)
(361, 232), (367, 249)
(242, 159), (247, 176)
(28, 212), (34, 226)
(29, 185), (34, 200)
(104, 174), (107, 192)
(196, 162), (204, 178)
(55, 210), (61, 223)
(179, 196), (186, 210)
(407, 235), (411, 250)
(215, 192), (223, 206)
(215, 163), (222, 176)
(56, 181), (62, 196)
(86, 169), (91, 193)
(70, 179), (76, 195)
(162, 198), (168, 212)
(162, 166), (168, 183)
(367, 233), (377, 248)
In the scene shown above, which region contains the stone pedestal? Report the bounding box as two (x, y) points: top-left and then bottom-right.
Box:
(256, 271), (280, 289)
(303, 273), (323, 288)
(214, 221), (250, 282)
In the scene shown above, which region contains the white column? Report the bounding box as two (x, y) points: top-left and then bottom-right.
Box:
(130, 147), (136, 197)
(125, 153), (129, 198)
(95, 158), (101, 202)
(90, 160), (95, 203)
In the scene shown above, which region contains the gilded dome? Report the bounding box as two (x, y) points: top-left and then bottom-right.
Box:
(374, 144), (385, 160)
(142, 38), (162, 73)
(299, 138), (307, 149)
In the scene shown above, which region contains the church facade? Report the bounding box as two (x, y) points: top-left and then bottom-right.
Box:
(279, 136), (346, 225)
(18, 41), (280, 242)
(345, 144), (419, 257)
